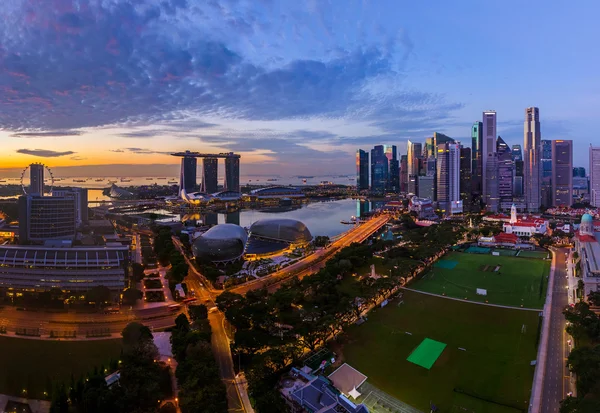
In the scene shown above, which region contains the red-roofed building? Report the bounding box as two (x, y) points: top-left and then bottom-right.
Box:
(502, 204), (548, 237)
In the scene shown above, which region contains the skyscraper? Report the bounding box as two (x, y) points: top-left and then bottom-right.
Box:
(540, 139), (552, 208)
(18, 194), (77, 244)
(370, 145), (388, 192)
(424, 137), (435, 159)
(459, 146), (471, 209)
(224, 154), (240, 192)
(513, 159), (524, 197)
(482, 111), (498, 211)
(433, 132), (454, 151)
(589, 146), (600, 207)
(201, 157), (218, 193)
(511, 145), (522, 161)
(551, 140), (573, 206)
(573, 167), (588, 199)
(356, 150), (369, 191)
(400, 155), (408, 193)
(573, 167), (586, 177)
(183, 155), (197, 193)
(52, 188), (88, 226)
(29, 163), (45, 195)
(524, 107), (542, 211)
(471, 122), (483, 195)
(497, 136), (514, 209)
(385, 145), (399, 192)
(407, 141), (422, 194)
(437, 142), (462, 214)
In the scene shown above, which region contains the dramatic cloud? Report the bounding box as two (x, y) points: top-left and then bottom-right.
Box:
(0, 0), (460, 133)
(11, 130), (84, 137)
(16, 149), (76, 157)
(113, 147), (172, 155)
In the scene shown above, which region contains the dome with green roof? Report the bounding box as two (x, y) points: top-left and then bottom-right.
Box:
(582, 213), (593, 223)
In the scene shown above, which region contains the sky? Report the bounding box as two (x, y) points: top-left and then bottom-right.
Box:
(0, 0), (598, 177)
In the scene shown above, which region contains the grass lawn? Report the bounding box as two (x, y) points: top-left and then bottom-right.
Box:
(410, 252), (550, 308)
(517, 250), (549, 259)
(340, 290), (539, 413)
(0, 337), (121, 399)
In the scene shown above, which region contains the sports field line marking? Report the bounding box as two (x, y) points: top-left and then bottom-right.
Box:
(401, 287), (541, 312)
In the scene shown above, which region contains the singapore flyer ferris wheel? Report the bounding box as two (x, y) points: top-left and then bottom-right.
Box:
(20, 163), (55, 195)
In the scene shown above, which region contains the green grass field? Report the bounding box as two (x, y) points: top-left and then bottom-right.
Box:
(517, 250), (549, 259)
(410, 252), (550, 308)
(341, 290), (539, 413)
(0, 337), (121, 399)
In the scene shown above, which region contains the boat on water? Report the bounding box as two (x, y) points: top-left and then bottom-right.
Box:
(73, 179), (86, 183)
(0, 180), (6, 183)
(121, 178), (132, 182)
(146, 178), (153, 180)
(168, 181), (178, 184)
(298, 176), (314, 179)
(267, 178), (278, 182)
(95, 178), (104, 182)
(108, 180), (117, 183)
(158, 177), (166, 180)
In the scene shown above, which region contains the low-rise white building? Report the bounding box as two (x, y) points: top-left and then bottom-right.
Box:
(502, 204), (548, 237)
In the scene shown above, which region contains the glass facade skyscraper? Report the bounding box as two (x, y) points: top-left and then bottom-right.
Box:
(460, 146), (471, 208)
(385, 145), (399, 192)
(201, 157), (218, 193)
(370, 145), (388, 192)
(497, 136), (514, 209)
(407, 141), (422, 194)
(224, 155), (240, 192)
(400, 155), (408, 193)
(471, 122), (483, 195)
(511, 145), (522, 161)
(182, 156), (197, 192)
(524, 107), (542, 211)
(356, 149), (369, 191)
(437, 143), (462, 214)
(540, 139), (552, 208)
(551, 140), (573, 206)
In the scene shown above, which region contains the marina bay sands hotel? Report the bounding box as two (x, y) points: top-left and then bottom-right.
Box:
(171, 151), (241, 196)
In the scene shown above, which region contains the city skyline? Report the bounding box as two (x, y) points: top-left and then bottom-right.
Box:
(0, 1), (598, 176)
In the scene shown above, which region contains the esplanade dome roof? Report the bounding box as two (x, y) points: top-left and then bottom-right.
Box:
(249, 218), (312, 244)
(192, 224), (247, 262)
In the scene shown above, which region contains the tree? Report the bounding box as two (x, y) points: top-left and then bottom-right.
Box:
(188, 304), (208, 322)
(121, 322), (153, 350)
(589, 291), (600, 307)
(132, 262), (145, 282)
(49, 383), (69, 413)
(561, 396), (600, 413)
(86, 285), (112, 307)
(566, 345), (600, 396)
(313, 236), (330, 248)
(122, 287), (143, 306)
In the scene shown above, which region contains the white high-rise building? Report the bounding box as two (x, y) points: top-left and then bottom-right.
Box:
(590, 146), (600, 207)
(524, 107), (542, 211)
(482, 111), (498, 211)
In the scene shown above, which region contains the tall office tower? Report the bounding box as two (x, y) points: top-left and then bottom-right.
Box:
(407, 141), (422, 194)
(551, 140), (573, 206)
(29, 163), (45, 195)
(471, 122), (483, 195)
(540, 139), (552, 208)
(400, 155), (408, 193)
(356, 150), (369, 191)
(424, 137), (435, 159)
(591, 146), (600, 207)
(201, 157), (218, 193)
(18, 194), (77, 244)
(385, 145), (399, 192)
(437, 143), (462, 214)
(459, 146), (472, 209)
(224, 154), (240, 192)
(418, 176), (435, 199)
(496, 137), (514, 210)
(511, 145), (523, 161)
(370, 145), (388, 192)
(573, 167), (586, 177)
(573, 167), (589, 199)
(433, 132), (454, 152)
(182, 155), (197, 192)
(482, 111), (498, 210)
(52, 188), (88, 226)
(524, 107), (542, 211)
(513, 160), (524, 197)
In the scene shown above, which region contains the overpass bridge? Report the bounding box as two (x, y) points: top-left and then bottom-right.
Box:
(230, 214), (391, 295)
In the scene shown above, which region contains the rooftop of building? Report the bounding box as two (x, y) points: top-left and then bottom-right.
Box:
(578, 231), (600, 275)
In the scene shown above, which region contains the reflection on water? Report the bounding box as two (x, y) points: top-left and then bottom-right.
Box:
(176, 198), (384, 237)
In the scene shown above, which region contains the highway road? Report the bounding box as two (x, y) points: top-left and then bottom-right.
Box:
(541, 247), (571, 413)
